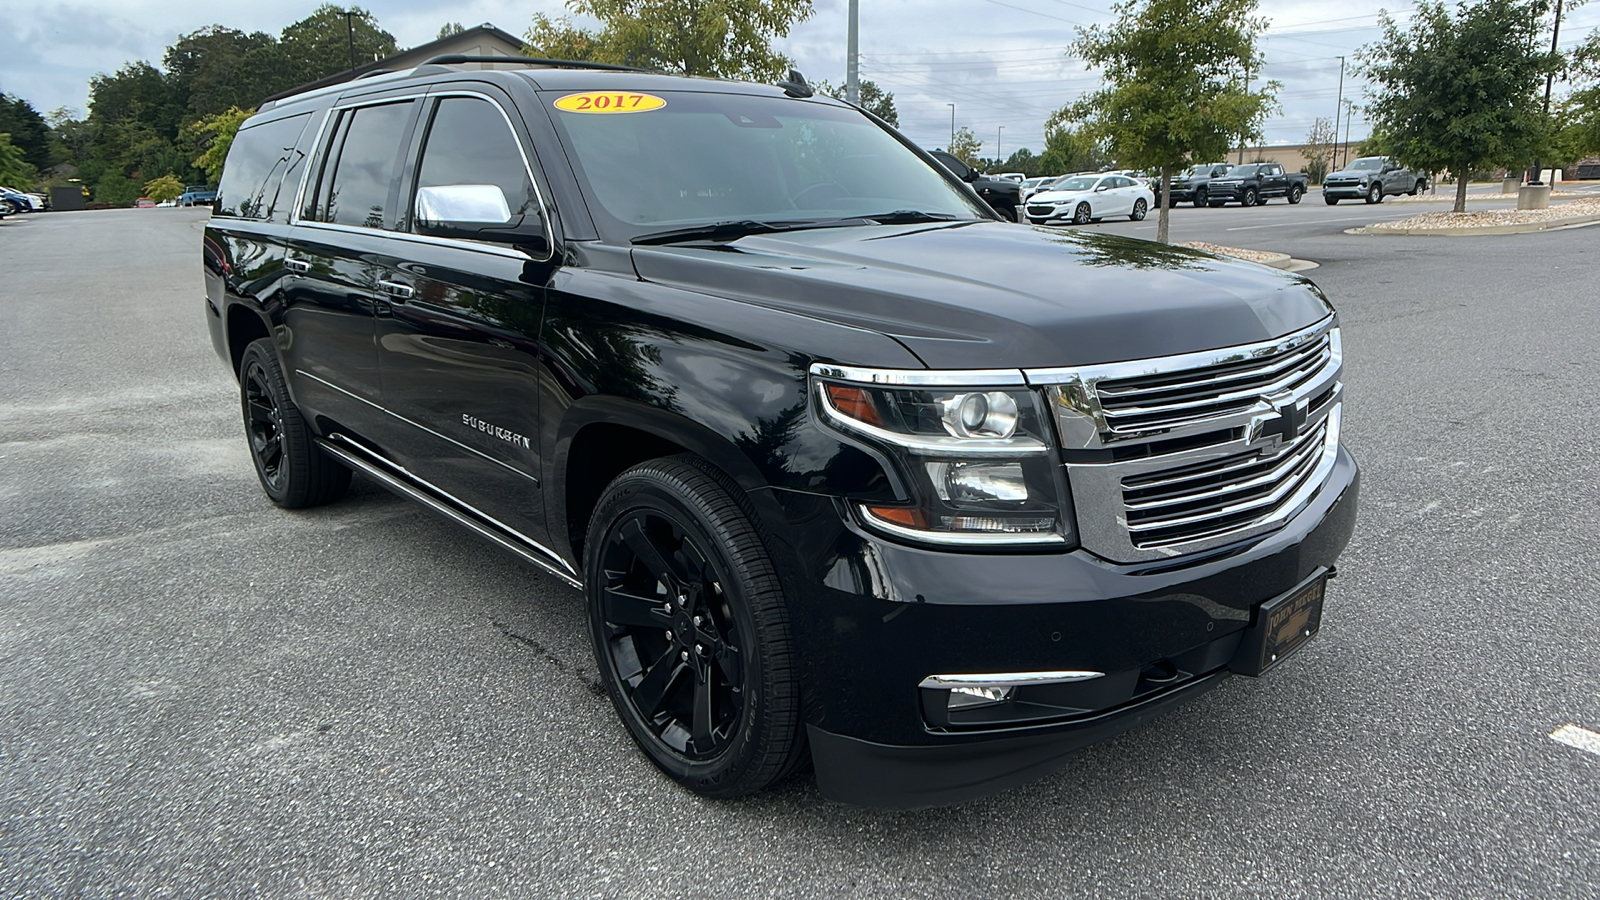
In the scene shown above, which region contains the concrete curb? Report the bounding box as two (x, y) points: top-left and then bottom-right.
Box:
(1346, 213), (1600, 236)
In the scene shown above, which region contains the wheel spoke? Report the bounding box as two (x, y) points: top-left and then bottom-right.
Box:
(715, 643), (743, 686)
(247, 399), (274, 422)
(603, 586), (670, 629)
(632, 648), (682, 716)
(620, 518), (680, 588)
(259, 435), (281, 464)
(690, 669), (714, 748)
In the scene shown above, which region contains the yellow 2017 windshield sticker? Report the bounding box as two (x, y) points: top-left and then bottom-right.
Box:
(553, 92), (667, 114)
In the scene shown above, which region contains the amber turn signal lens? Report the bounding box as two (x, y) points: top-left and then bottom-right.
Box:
(825, 384), (882, 425)
(862, 505), (927, 528)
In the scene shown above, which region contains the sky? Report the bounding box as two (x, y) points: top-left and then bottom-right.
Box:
(4, 0), (1598, 160)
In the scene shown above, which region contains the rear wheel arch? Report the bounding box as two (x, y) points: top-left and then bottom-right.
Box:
(226, 304), (272, 377)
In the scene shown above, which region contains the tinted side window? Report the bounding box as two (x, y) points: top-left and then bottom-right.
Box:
(320, 101), (413, 229)
(215, 113), (311, 220)
(414, 97), (537, 221)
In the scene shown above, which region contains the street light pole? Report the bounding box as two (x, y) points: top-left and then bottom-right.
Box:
(846, 0), (860, 105)
(344, 10), (357, 73)
(997, 126), (1003, 167)
(947, 103), (955, 149)
(1342, 100), (1354, 168)
(1333, 56), (1345, 171)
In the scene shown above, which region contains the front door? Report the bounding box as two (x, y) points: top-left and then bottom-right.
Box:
(374, 90), (552, 543)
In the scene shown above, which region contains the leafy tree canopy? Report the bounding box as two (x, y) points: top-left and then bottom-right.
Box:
(0, 95), (56, 171)
(1066, 0), (1277, 242)
(281, 5), (398, 77)
(1037, 110), (1113, 176)
(190, 107), (254, 183)
(1358, 0), (1560, 211)
(818, 78), (899, 126)
(144, 173), (185, 202)
(947, 126), (983, 166)
(0, 133), (38, 188)
(525, 0), (814, 80)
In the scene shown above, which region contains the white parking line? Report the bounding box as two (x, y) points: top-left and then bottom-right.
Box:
(1550, 723), (1600, 756)
(1225, 213), (1417, 231)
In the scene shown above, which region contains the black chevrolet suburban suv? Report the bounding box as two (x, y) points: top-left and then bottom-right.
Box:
(203, 58), (1358, 809)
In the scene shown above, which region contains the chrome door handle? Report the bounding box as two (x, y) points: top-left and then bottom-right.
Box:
(378, 280), (414, 301)
(284, 258), (311, 273)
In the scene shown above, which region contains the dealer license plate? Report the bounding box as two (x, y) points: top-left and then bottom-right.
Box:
(1231, 571), (1327, 677)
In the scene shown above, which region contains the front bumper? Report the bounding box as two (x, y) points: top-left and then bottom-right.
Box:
(1322, 183), (1369, 199)
(762, 447), (1359, 808)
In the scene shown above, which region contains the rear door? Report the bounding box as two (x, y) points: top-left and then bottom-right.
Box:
(282, 94), (421, 442)
(372, 86), (554, 543)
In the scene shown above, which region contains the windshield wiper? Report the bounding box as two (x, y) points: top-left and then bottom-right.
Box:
(632, 219), (827, 245)
(858, 209), (961, 224)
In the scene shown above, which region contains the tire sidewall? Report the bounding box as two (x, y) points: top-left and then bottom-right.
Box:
(584, 469), (778, 794)
(240, 341), (295, 505)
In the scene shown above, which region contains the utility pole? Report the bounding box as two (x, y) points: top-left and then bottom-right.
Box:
(1528, 0), (1564, 185)
(1342, 100), (1353, 168)
(997, 125), (1004, 167)
(1333, 56), (1345, 171)
(344, 10), (357, 73)
(947, 103), (955, 149)
(846, 0), (860, 105)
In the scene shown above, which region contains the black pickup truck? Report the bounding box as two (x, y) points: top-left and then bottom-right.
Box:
(1159, 162), (1234, 207)
(1203, 163), (1309, 207)
(929, 150), (1022, 221)
(203, 58), (1357, 809)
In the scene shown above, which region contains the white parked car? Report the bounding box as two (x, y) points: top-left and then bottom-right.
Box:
(1024, 173), (1154, 225)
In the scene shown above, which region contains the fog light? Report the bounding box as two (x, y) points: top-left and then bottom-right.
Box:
(926, 461), (1029, 502)
(939, 515), (1056, 534)
(949, 685), (1014, 710)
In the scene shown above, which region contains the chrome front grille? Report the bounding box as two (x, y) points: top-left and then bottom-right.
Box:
(1025, 316), (1343, 563)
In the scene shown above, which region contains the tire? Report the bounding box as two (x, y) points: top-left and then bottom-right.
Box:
(1130, 198), (1147, 221)
(1208, 200), (1226, 208)
(1325, 195), (1339, 205)
(998, 206), (1018, 222)
(1287, 185), (1303, 204)
(1027, 217), (1048, 226)
(239, 338), (351, 508)
(1073, 202), (1092, 224)
(1241, 188), (1259, 208)
(1412, 179), (1427, 195)
(1366, 183), (1383, 204)
(1193, 189), (1208, 208)
(585, 454), (804, 799)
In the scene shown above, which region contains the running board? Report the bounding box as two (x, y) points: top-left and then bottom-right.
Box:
(316, 434), (583, 589)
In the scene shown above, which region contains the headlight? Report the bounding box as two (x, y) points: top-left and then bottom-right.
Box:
(811, 368), (1074, 548)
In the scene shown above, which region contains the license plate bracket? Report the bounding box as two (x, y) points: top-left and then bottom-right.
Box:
(1230, 569), (1328, 677)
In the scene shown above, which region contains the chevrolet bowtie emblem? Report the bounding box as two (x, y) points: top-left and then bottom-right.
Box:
(1249, 395), (1310, 449)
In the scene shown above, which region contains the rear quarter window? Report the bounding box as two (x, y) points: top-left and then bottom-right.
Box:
(215, 113), (312, 220)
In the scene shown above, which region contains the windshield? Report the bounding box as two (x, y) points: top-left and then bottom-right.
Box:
(544, 91), (989, 239)
(1348, 158), (1385, 171)
(1226, 165), (1260, 177)
(1049, 176), (1099, 192)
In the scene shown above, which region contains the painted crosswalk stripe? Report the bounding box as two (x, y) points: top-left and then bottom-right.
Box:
(1550, 724), (1600, 756)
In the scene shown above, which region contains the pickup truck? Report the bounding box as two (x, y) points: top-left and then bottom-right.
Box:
(1322, 157), (1427, 204)
(1157, 163), (1233, 207)
(1203, 163), (1309, 207)
(180, 185), (218, 207)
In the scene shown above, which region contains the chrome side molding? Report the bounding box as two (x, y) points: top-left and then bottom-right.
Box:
(918, 670), (1105, 690)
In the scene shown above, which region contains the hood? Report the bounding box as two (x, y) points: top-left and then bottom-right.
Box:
(1327, 167), (1375, 179)
(1029, 188), (1095, 203)
(629, 221), (1333, 370)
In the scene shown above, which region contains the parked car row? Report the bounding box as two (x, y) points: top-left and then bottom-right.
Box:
(0, 186), (49, 216)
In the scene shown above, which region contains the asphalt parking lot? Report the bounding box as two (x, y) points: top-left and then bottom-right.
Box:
(3, 204), (1598, 897)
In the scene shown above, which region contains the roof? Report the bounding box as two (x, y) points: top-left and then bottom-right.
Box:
(258, 23), (526, 105)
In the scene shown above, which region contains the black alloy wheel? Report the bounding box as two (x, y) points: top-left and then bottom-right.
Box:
(1073, 202), (1092, 224)
(586, 455), (803, 798)
(1287, 185), (1303, 204)
(1366, 183), (1383, 204)
(1193, 189), (1208, 208)
(239, 338), (350, 507)
(1242, 188), (1259, 207)
(1130, 198), (1147, 221)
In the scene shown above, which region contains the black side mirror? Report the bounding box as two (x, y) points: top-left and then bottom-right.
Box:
(415, 184), (548, 253)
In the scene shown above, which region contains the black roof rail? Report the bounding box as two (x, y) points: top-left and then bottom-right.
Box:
(418, 54), (653, 73)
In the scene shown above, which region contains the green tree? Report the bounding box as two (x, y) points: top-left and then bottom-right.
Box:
(1036, 111), (1111, 175)
(190, 107), (254, 183)
(438, 22), (466, 39)
(0, 95), (55, 171)
(525, 0), (814, 80)
(1067, 0), (1277, 242)
(144, 173), (185, 202)
(0, 133), (38, 188)
(818, 79), (899, 126)
(281, 5), (398, 77)
(1002, 147), (1039, 176)
(948, 126), (983, 166)
(164, 26), (288, 118)
(1358, 0), (1560, 212)
(1303, 116), (1337, 184)
(1554, 30), (1600, 162)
